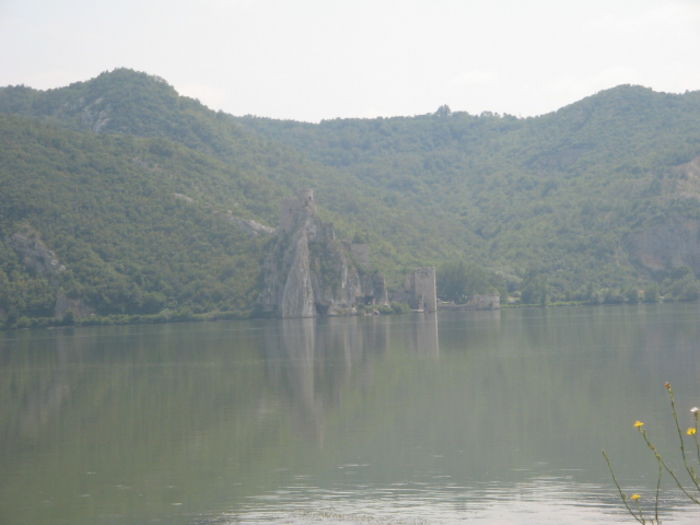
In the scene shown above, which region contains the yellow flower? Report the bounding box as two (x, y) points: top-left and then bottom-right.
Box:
(634, 420), (645, 428)
(630, 494), (641, 501)
(688, 427), (697, 436)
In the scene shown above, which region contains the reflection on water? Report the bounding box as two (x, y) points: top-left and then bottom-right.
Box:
(261, 315), (439, 446)
(0, 306), (699, 524)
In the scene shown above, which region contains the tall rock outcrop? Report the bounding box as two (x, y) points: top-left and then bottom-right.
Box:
(257, 190), (388, 318)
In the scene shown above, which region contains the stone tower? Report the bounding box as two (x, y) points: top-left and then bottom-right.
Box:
(404, 267), (437, 313)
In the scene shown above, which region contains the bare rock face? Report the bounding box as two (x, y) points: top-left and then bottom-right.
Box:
(624, 157), (700, 275)
(78, 96), (111, 133)
(258, 190), (387, 318)
(224, 214), (275, 237)
(9, 224), (92, 319)
(625, 216), (700, 274)
(9, 225), (65, 281)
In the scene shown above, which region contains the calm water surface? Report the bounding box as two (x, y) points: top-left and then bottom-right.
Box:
(1, 304), (699, 524)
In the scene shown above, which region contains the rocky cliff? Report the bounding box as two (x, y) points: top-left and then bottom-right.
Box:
(9, 225), (66, 282)
(625, 215), (700, 274)
(8, 224), (93, 319)
(257, 190), (387, 318)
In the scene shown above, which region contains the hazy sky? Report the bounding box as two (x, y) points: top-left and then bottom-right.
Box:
(1, 0), (699, 122)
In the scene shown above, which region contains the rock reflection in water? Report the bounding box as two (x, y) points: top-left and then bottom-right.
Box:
(1, 306), (700, 525)
(262, 315), (439, 445)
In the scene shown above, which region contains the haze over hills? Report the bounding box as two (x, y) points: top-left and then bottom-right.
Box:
(2, 68), (700, 325)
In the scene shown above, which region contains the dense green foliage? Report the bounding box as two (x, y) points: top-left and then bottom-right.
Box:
(0, 113), (267, 323)
(437, 260), (505, 303)
(2, 69), (700, 325)
(236, 88), (700, 301)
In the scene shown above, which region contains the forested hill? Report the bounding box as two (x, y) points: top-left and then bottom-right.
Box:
(0, 69), (443, 267)
(235, 85), (700, 298)
(0, 112), (268, 322)
(2, 69), (700, 326)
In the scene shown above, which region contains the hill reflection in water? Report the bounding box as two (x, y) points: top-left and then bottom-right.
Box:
(1, 306), (699, 524)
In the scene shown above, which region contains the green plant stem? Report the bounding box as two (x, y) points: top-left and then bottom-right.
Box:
(693, 412), (700, 468)
(667, 387), (700, 493)
(634, 499), (650, 525)
(640, 429), (700, 504)
(603, 450), (646, 524)
(654, 461), (662, 524)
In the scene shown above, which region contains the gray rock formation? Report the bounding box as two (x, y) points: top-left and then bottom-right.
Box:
(172, 192), (275, 237)
(624, 157), (700, 275)
(625, 215), (700, 274)
(9, 224), (92, 319)
(258, 190), (387, 318)
(79, 96), (111, 133)
(224, 214), (276, 237)
(9, 225), (65, 282)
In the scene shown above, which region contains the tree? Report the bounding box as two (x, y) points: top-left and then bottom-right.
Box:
(521, 273), (548, 306)
(437, 260), (500, 303)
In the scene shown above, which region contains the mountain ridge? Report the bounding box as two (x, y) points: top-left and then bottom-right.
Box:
(2, 69), (700, 325)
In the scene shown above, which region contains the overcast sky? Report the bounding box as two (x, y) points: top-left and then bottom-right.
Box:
(1, 0), (699, 122)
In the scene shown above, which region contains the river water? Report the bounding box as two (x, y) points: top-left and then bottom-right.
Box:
(1, 304), (699, 524)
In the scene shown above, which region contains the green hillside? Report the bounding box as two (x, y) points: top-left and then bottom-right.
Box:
(0, 113), (269, 323)
(2, 69), (700, 326)
(0, 69), (472, 276)
(236, 86), (700, 298)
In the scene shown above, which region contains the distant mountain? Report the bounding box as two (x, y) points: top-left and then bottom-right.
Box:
(2, 69), (700, 325)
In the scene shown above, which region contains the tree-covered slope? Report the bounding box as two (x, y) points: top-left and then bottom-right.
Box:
(0, 69), (463, 279)
(236, 86), (700, 296)
(2, 69), (700, 324)
(0, 113), (273, 322)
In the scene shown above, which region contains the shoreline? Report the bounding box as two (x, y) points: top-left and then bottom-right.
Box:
(0, 297), (684, 332)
